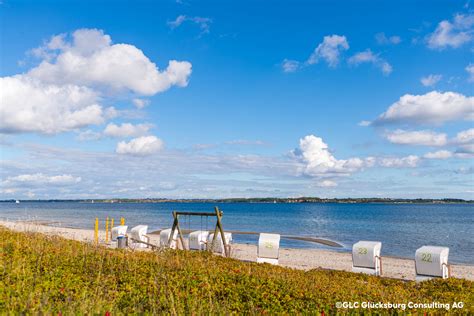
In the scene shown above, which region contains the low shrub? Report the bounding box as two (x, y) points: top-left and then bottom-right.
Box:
(0, 228), (472, 314)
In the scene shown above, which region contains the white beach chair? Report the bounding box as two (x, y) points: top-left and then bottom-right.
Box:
(129, 225), (149, 249)
(189, 230), (209, 250)
(160, 228), (178, 249)
(111, 225), (128, 241)
(207, 232), (232, 254)
(257, 233), (280, 265)
(352, 241), (382, 276)
(415, 246), (450, 281)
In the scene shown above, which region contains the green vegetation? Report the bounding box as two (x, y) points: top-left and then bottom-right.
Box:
(1, 228), (472, 314)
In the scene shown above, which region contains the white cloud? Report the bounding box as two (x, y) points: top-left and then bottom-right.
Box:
(453, 128), (474, 144)
(358, 120), (371, 127)
(316, 180), (338, 187)
(292, 135), (368, 177)
(385, 129), (448, 146)
(291, 135), (426, 181)
(132, 98), (150, 109)
(307, 35), (349, 67)
(4, 173), (81, 185)
(373, 91), (474, 126)
(466, 63), (474, 82)
(1, 28), (192, 135)
(116, 136), (164, 156)
(167, 15), (212, 34)
(103, 123), (153, 138)
(28, 29), (192, 95)
(348, 49), (392, 75)
(378, 155), (420, 168)
(76, 130), (102, 141)
(281, 59), (300, 73)
(455, 142), (474, 157)
(427, 14), (474, 49)
(375, 33), (401, 45)
(421, 74), (442, 86)
(423, 150), (453, 159)
(0, 75), (105, 134)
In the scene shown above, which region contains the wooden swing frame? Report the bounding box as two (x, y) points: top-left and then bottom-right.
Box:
(168, 206), (230, 257)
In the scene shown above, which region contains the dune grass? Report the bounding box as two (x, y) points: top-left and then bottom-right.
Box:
(0, 227), (472, 314)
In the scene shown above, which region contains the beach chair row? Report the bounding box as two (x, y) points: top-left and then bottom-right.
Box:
(256, 236), (451, 281)
(352, 241), (450, 281)
(110, 226), (450, 281)
(110, 225), (232, 255)
(250, 234), (451, 281)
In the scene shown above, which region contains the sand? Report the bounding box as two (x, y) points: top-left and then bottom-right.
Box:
(1, 219), (472, 281)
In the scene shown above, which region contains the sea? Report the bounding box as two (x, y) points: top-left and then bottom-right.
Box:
(0, 201), (473, 264)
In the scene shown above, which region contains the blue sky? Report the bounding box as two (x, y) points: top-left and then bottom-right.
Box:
(0, 0), (473, 199)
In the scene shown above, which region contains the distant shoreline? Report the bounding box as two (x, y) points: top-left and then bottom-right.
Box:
(2, 198), (473, 204)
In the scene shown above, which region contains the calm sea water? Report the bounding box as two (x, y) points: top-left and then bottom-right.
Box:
(0, 202), (473, 264)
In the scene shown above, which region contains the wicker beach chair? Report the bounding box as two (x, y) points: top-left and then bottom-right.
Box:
(257, 233), (280, 265)
(207, 232), (232, 254)
(129, 225), (149, 249)
(352, 241), (382, 276)
(415, 246), (450, 281)
(189, 230), (209, 250)
(160, 228), (178, 249)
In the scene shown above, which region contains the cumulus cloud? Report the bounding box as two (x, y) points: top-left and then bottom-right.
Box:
(307, 35), (349, 67)
(103, 123), (153, 138)
(291, 134), (425, 185)
(1, 28), (192, 135)
(291, 135), (369, 177)
(28, 29), (192, 95)
(132, 98), (150, 109)
(281, 59), (300, 73)
(421, 74), (442, 86)
(348, 49), (392, 75)
(453, 128), (474, 144)
(4, 173), (81, 185)
(427, 14), (474, 49)
(116, 136), (164, 156)
(167, 15), (212, 34)
(373, 91), (474, 126)
(0, 75), (105, 134)
(375, 32), (401, 45)
(466, 64), (474, 82)
(423, 150), (453, 159)
(378, 155), (420, 168)
(452, 128), (474, 157)
(384, 129), (448, 146)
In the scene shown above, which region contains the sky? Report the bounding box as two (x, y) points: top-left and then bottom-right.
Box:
(0, 0), (473, 199)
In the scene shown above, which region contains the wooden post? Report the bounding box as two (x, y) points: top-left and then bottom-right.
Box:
(210, 208), (220, 253)
(94, 218), (99, 245)
(169, 211), (186, 250)
(216, 207), (229, 257)
(110, 218), (114, 240)
(105, 217), (109, 243)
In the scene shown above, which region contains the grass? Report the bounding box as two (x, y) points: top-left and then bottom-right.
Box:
(0, 227), (473, 314)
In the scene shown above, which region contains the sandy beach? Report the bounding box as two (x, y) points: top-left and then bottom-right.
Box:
(1, 219), (472, 281)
